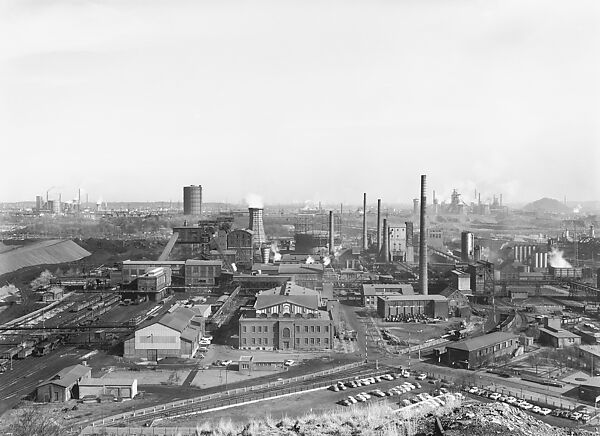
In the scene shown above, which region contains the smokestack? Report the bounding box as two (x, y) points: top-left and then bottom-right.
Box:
(419, 175), (428, 295)
(328, 211), (335, 256)
(78, 188), (81, 212)
(478, 193), (481, 206)
(248, 207), (266, 246)
(413, 199), (419, 216)
(500, 194), (503, 207)
(362, 193), (368, 251)
(376, 199), (382, 252)
(381, 219), (389, 263)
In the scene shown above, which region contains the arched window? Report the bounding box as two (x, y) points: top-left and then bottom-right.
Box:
(282, 327), (291, 338)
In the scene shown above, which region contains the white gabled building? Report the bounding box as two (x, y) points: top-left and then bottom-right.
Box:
(124, 307), (205, 360)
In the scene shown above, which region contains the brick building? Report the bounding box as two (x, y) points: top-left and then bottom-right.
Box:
(238, 282), (333, 351)
(445, 332), (519, 369)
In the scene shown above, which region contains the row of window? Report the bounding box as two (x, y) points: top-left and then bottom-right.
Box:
(242, 325), (329, 333)
(241, 337), (329, 346)
(477, 340), (513, 356)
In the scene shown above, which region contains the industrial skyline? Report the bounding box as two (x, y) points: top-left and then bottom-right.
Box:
(1, 0), (598, 203)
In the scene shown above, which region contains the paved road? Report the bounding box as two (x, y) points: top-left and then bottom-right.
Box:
(0, 346), (87, 416)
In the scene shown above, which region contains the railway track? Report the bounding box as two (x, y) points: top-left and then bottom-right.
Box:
(86, 362), (395, 428)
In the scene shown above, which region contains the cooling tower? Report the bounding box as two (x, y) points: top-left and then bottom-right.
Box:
(419, 175), (428, 295)
(249, 207), (266, 245)
(183, 185), (202, 216)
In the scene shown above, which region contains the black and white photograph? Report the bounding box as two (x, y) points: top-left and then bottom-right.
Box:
(0, 0), (599, 435)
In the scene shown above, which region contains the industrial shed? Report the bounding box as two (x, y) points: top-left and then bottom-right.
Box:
(376, 294), (448, 319)
(36, 364), (91, 402)
(124, 307), (205, 360)
(79, 378), (138, 400)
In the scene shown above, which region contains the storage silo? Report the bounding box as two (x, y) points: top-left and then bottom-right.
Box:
(183, 185), (202, 216)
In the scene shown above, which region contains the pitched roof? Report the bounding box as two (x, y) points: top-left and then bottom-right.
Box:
(440, 286), (472, 298)
(180, 326), (200, 342)
(539, 327), (581, 339)
(39, 364), (91, 388)
(255, 283), (320, 310)
(158, 307), (197, 332)
(378, 294), (447, 302)
(446, 332), (518, 352)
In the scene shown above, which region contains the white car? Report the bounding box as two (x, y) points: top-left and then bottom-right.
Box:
(468, 387), (479, 394)
(221, 360), (232, 366)
(489, 392), (501, 401)
(284, 359), (295, 366)
(199, 339), (211, 346)
(505, 396), (517, 404)
(531, 406), (542, 414)
(538, 408), (551, 416)
(202, 335), (213, 341)
(355, 394), (367, 402)
(347, 396), (358, 404)
(416, 373), (427, 380)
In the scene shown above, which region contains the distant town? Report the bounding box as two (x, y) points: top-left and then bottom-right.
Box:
(1, 178), (599, 435)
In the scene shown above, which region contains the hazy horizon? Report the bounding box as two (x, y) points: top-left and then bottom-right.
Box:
(1, 0), (599, 205)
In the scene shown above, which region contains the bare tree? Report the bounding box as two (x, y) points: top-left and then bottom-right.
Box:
(8, 407), (63, 436)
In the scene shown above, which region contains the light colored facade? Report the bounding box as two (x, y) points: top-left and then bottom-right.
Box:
(124, 307), (205, 360)
(239, 283), (333, 351)
(79, 378), (138, 399)
(184, 260), (222, 286)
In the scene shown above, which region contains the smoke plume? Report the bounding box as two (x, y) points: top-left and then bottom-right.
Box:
(245, 193), (264, 209)
(270, 243), (282, 262)
(549, 247), (572, 268)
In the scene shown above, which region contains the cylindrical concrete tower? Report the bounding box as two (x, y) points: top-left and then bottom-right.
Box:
(376, 199), (382, 252)
(328, 211), (335, 256)
(249, 207), (266, 245)
(183, 185), (202, 215)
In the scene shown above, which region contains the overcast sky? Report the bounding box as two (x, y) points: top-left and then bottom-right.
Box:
(1, 0), (598, 206)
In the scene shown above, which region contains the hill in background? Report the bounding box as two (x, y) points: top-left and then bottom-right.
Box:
(523, 198), (571, 214)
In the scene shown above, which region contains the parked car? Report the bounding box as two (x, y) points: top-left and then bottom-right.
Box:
(202, 335), (213, 341)
(414, 382), (422, 389)
(505, 396), (517, 404)
(347, 396), (358, 404)
(539, 408), (552, 416)
(221, 360), (232, 366)
(531, 406), (541, 414)
(416, 373), (427, 380)
(569, 412), (582, 421)
(284, 359), (295, 366)
(402, 399), (411, 407)
(489, 392), (501, 401)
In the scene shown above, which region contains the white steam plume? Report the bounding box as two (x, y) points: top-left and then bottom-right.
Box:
(270, 243), (282, 262)
(549, 248), (572, 268)
(245, 193), (264, 209)
(231, 263), (237, 272)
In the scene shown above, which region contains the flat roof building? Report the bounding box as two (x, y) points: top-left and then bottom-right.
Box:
(362, 284), (414, 309)
(538, 326), (581, 349)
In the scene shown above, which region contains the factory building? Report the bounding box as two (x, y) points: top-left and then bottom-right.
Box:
(79, 378), (138, 400)
(227, 229), (254, 267)
(136, 267), (171, 301)
(362, 284), (414, 309)
(121, 260), (183, 284)
(578, 378), (600, 403)
(184, 260), (223, 287)
(238, 282), (334, 351)
(467, 261), (494, 295)
(445, 332), (519, 369)
(376, 295), (448, 319)
(36, 364), (92, 402)
(183, 185), (202, 216)
(124, 307), (205, 360)
(538, 318), (581, 348)
(251, 263), (324, 291)
(387, 225), (414, 262)
(427, 229), (444, 249)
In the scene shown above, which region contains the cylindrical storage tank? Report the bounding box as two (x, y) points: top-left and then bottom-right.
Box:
(183, 185), (202, 215)
(261, 246), (270, 264)
(51, 200), (61, 214)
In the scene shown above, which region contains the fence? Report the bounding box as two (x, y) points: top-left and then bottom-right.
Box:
(89, 361), (365, 427)
(422, 370), (579, 411)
